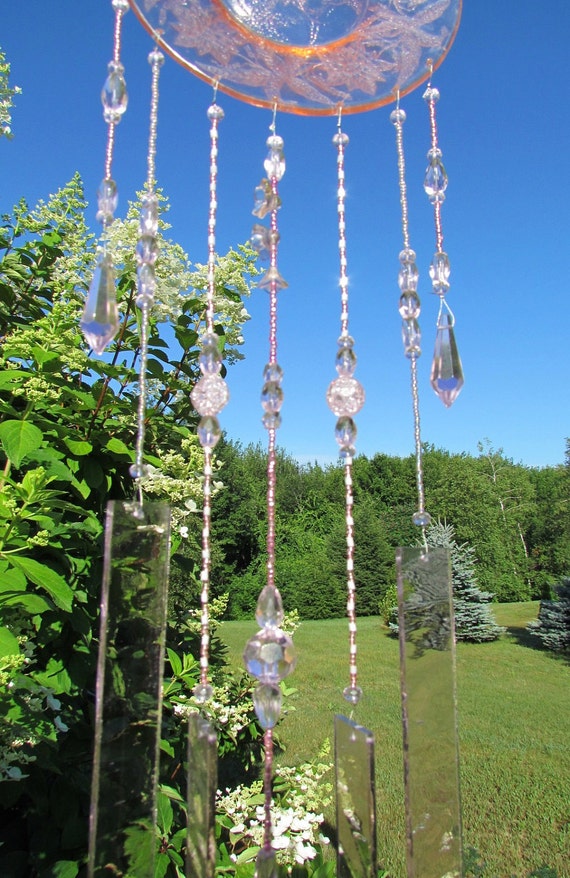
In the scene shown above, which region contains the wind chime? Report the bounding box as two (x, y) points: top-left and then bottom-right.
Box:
(83, 1), (464, 877)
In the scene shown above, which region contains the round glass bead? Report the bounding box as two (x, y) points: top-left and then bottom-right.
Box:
(402, 318), (421, 358)
(335, 416), (357, 448)
(112, 0), (130, 11)
(339, 445), (356, 462)
(198, 332), (222, 375)
(261, 382), (284, 413)
(97, 178), (118, 223)
(399, 248), (416, 265)
(253, 683), (282, 730)
(335, 344), (357, 377)
(243, 627), (296, 683)
(398, 259), (419, 292)
(140, 195), (159, 236)
(263, 362), (283, 384)
(399, 291), (421, 320)
(343, 684), (363, 705)
(136, 235), (159, 265)
(332, 131), (349, 147)
(190, 374), (229, 416)
(430, 251), (451, 294)
(197, 415), (221, 449)
(412, 510), (432, 527)
(193, 682), (214, 704)
(129, 463), (152, 479)
(423, 85), (440, 103)
(266, 134), (284, 151)
(390, 107), (406, 125)
(326, 377), (365, 417)
(256, 584), (285, 628)
(148, 48), (165, 67)
(207, 103), (224, 121)
(262, 411), (282, 430)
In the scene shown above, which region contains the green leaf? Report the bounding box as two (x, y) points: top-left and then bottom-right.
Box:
(63, 437), (93, 456)
(45, 860), (79, 878)
(157, 791), (174, 835)
(10, 557), (73, 612)
(0, 626), (20, 658)
(106, 437), (132, 457)
(0, 419), (43, 467)
(167, 647), (182, 677)
(0, 370), (26, 390)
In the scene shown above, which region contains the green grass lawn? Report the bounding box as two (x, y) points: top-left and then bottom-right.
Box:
(220, 603), (570, 876)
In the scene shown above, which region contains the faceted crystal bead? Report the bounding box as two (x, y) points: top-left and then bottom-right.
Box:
(261, 381), (284, 413)
(423, 85), (440, 103)
(429, 251), (451, 294)
(193, 682), (214, 704)
(343, 684), (363, 705)
(326, 377), (365, 417)
(253, 179), (281, 218)
(401, 318), (421, 358)
(255, 847), (278, 878)
(254, 683), (282, 730)
(102, 61), (128, 123)
(390, 107), (406, 125)
(412, 510), (432, 527)
(207, 103), (224, 121)
(251, 223), (271, 261)
(136, 263), (156, 306)
(264, 135), (286, 181)
(190, 374), (229, 416)
(339, 445), (356, 462)
(112, 0), (130, 11)
(197, 415), (221, 449)
(148, 48), (164, 67)
(335, 416), (357, 448)
(430, 312), (464, 407)
(332, 131), (350, 147)
(263, 362), (283, 384)
(262, 411), (282, 431)
(336, 339), (357, 376)
(129, 463), (152, 479)
(398, 259), (419, 292)
(258, 266), (288, 291)
(266, 134), (284, 151)
(243, 627), (296, 683)
(199, 332), (222, 375)
(256, 584), (284, 628)
(399, 291), (421, 320)
(136, 235), (159, 265)
(424, 149), (448, 201)
(81, 250), (119, 354)
(96, 178), (118, 225)
(399, 248), (416, 265)
(140, 194), (159, 236)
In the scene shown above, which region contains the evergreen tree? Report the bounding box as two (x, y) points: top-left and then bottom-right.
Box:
(527, 578), (570, 653)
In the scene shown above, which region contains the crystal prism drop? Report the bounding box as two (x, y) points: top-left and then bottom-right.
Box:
(253, 683), (282, 730)
(430, 313), (464, 407)
(256, 584), (284, 629)
(81, 251), (119, 354)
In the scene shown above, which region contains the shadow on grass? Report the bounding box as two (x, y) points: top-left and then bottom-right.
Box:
(505, 625), (545, 651)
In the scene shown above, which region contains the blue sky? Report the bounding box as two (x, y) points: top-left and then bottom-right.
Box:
(2, 1), (569, 469)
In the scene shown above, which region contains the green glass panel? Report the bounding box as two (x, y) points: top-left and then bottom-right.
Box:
(335, 714), (377, 878)
(396, 546), (462, 878)
(186, 712), (217, 878)
(88, 501), (170, 878)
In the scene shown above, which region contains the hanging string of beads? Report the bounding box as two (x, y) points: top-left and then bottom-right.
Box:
(423, 62), (464, 408)
(189, 90), (229, 704)
(244, 114), (296, 878)
(326, 112), (365, 706)
(390, 97), (431, 535)
(80, 0), (130, 354)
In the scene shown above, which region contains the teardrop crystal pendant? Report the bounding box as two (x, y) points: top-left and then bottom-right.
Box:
(81, 249), (119, 354)
(430, 311), (464, 407)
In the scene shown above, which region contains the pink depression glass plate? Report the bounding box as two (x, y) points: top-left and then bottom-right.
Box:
(128, 0), (461, 115)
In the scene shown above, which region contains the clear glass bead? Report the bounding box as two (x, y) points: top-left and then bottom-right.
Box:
(262, 411), (282, 430)
(129, 463), (152, 479)
(399, 248), (416, 265)
(261, 381), (284, 413)
(398, 259), (419, 292)
(256, 584), (284, 628)
(390, 107), (406, 125)
(424, 150), (448, 201)
(332, 131), (349, 147)
(102, 62), (128, 123)
(140, 194), (159, 235)
(80, 249), (119, 354)
(402, 318), (421, 358)
(252, 179), (281, 218)
(339, 445), (356, 462)
(207, 103), (224, 121)
(148, 48), (164, 67)
(412, 511), (432, 527)
(263, 362), (283, 384)
(399, 291), (421, 320)
(136, 234), (159, 265)
(199, 332), (222, 375)
(112, 0), (130, 11)
(193, 682), (214, 704)
(423, 85), (440, 103)
(258, 266), (288, 291)
(430, 251), (451, 294)
(136, 263), (156, 305)
(251, 223), (271, 261)
(343, 684), (363, 705)
(264, 149), (286, 182)
(266, 134), (284, 151)
(190, 374), (229, 416)
(336, 342), (357, 377)
(197, 415), (221, 449)
(243, 627), (296, 683)
(326, 377), (365, 417)
(335, 416), (357, 448)
(253, 683), (282, 730)
(96, 178), (118, 225)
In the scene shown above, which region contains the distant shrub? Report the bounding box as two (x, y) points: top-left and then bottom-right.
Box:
(527, 578), (570, 653)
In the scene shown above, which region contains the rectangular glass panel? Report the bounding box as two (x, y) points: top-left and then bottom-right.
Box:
(186, 712), (218, 878)
(335, 714), (377, 878)
(396, 546), (462, 878)
(88, 501), (170, 878)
